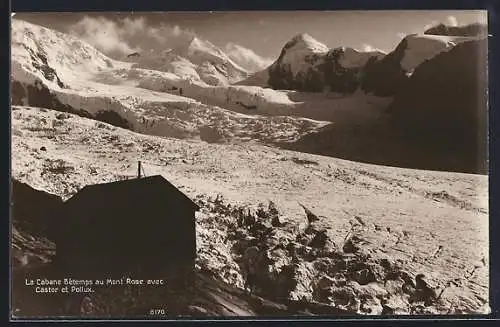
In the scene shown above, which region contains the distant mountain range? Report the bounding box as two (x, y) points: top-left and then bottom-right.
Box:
(121, 37), (272, 86)
(10, 18), (488, 174)
(242, 24), (486, 97)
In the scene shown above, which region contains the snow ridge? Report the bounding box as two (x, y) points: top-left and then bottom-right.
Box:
(399, 34), (476, 73)
(224, 43), (273, 73)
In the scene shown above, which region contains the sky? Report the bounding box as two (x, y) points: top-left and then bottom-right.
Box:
(14, 11), (488, 60)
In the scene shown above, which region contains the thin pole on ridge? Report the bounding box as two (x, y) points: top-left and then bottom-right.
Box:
(137, 161), (142, 179)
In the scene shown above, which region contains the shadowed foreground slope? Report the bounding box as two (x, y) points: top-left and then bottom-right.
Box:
(387, 38), (488, 175)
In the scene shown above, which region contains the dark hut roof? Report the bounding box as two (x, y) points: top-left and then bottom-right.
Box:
(64, 175), (199, 212)
(11, 179), (64, 238)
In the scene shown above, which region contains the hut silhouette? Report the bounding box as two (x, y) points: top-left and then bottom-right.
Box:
(55, 167), (199, 281)
(11, 179), (63, 240)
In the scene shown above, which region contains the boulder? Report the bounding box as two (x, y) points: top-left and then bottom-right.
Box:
(384, 278), (405, 295)
(381, 295), (410, 315)
(308, 230), (329, 249)
(355, 282), (388, 299)
(328, 286), (356, 307)
(342, 235), (362, 254)
(199, 125), (225, 143)
(360, 297), (383, 315)
(352, 268), (377, 285)
(332, 273), (348, 287)
(316, 274), (336, 290)
(271, 215), (284, 227)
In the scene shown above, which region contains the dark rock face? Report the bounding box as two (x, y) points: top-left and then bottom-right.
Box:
(424, 23), (488, 37)
(94, 110), (133, 130)
(127, 52), (141, 58)
(11, 81), (28, 106)
(22, 44), (66, 89)
(320, 49), (361, 94)
(11, 79), (133, 131)
(388, 39), (488, 174)
(267, 61), (299, 91)
(361, 38), (409, 96)
(11, 80), (88, 117)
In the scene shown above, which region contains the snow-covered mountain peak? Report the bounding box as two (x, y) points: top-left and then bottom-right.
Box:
(11, 19), (127, 90)
(117, 35), (250, 85)
(11, 19), (121, 76)
(287, 33), (329, 53)
(271, 33), (329, 78)
(186, 36), (224, 58)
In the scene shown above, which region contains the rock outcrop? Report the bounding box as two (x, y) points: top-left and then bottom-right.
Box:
(424, 23), (488, 37)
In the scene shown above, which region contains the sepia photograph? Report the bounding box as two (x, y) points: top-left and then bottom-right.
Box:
(10, 10), (489, 318)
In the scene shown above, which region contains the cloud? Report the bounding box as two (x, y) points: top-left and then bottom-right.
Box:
(172, 25), (182, 37)
(68, 16), (196, 58)
(68, 16), (138, 57)
(120, 17), (147, 37)
(447, 15), (459, 27)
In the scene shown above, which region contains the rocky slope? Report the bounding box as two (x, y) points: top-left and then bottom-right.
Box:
(11, 106), (489, 317)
